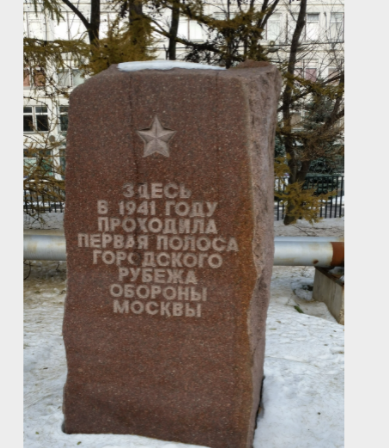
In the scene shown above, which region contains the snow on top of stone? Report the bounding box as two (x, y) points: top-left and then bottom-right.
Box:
(118, 60), (226, 72)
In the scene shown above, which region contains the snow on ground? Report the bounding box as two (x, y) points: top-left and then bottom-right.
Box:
(271, 265), (337, 322)
(274, 217), (344, 238)
(118, 61), (225, 72)
(24, 212), (64, 231)
(256, 303), (344, 448)
(24, 219), (344, 448)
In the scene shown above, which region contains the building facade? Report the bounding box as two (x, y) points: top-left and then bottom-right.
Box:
(23, 0), (344, 179)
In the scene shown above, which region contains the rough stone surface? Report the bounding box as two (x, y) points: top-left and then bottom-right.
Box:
(62, 64), (281, 448)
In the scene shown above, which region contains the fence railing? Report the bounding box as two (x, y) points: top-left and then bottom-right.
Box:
(24, 184), (65, 214)
(24, 175), (345, 220)
(274, 175), (344, 221)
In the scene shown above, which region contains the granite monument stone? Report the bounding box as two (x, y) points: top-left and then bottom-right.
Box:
(63, 60), (281, 448)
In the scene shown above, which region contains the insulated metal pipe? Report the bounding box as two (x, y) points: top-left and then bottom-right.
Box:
(24, 234), (344, 267)
(274, 236), (343, 243)
(24, 235), (67, 261)
(273, 241), (344, 267)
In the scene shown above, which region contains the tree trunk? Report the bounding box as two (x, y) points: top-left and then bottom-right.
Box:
(129, 0), (143, 23)
(88, 0), (101, 46)
(168, 0), (180, 60)
(61, 0), (100, 47)
(280, 0), (307, 225)
(128, 0), (144, 46)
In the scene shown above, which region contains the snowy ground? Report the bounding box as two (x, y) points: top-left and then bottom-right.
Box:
(274, 217), (344, 238)
(24, 218), (344, 448)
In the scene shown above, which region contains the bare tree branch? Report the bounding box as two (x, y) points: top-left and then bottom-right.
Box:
(61, 0), (89, 30)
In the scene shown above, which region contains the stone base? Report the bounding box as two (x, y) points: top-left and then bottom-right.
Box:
(312, 268), (344, 325)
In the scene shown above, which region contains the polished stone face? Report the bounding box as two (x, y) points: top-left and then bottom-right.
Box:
(63, 63), (281, 448)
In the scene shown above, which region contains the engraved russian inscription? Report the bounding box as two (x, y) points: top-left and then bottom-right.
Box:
(76, 182), (238, 318)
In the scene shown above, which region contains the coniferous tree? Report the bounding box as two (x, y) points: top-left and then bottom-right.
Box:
(24, 0), (155, 220)
(24, 0), (344, 225)
(144, 0), (344, 224)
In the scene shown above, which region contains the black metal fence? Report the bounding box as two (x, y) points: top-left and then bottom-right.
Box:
(24, 184), (65, 214)
(274, 175), (344, 221)
(24, 175), (345, 220)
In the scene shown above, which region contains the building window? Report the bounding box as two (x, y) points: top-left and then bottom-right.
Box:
(57, 70), (71, 87)
(33, 69), (46, 87)
(60, 146), (66, 178)
(294, 63), (303, 78)
(57, 69), (84, 88)
(294, 62), (317, 82)
(23, 107), (34, 132)
(99, 13), (117, 38)
(53, 12), (87, 41)
(305, 67), (317, 82)
(24, 148), (37, 176)
(177, 19), (189, 39)
(59, 106), (69, 132)
(36, 107), (49, 131)
(189, 20), (203, 41)
(330, 12), (344, 42)
(266, 14), (281, 42)
(72, 70), (84, 86)
(23, 69), (30, 87)
(305, 13), (319, 41)
(287, 13), (298, 43)
(24, 148), (52, 175)
(23, 68), (46, 88)
(23, 106), (49, 133)
(26, 12), (47, 39)
(328, 67), (340, 85)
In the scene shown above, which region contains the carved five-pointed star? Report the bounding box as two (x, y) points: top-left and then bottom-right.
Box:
(136, 116), (176, 158)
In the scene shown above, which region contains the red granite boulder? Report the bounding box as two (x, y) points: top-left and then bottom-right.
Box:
(63, 62), (281, 448)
